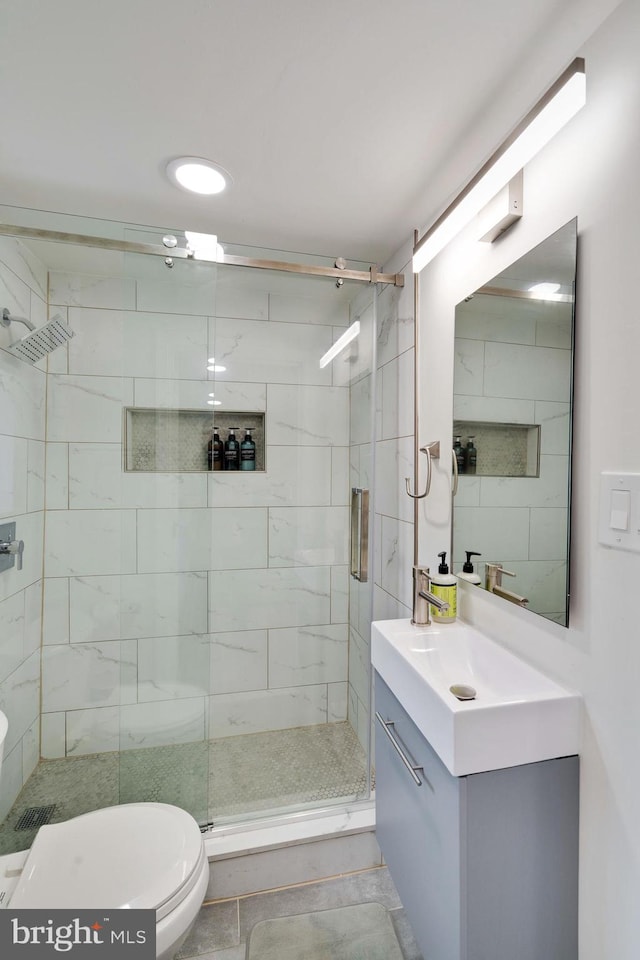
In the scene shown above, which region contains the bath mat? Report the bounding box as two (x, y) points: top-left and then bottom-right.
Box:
(246, 901), (404, 960)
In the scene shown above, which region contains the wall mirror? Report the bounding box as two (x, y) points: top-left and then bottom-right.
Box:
(452, 218), (576, 626)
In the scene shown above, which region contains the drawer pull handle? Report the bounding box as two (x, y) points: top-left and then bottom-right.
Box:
(375, 711), (423, 786)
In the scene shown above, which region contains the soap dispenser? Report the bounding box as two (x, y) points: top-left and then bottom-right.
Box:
(430, 551), (457, 622)
(458, 550), (482, 585)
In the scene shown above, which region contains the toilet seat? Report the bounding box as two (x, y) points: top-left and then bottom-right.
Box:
(10, 803), (206, 921)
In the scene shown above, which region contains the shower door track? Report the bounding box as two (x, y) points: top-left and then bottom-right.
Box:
(0, 223), (404, 287)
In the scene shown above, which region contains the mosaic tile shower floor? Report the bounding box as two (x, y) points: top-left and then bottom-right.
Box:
(0, 722), (369, 855)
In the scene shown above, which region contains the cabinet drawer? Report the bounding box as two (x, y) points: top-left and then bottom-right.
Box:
(375, 673), (463, 960)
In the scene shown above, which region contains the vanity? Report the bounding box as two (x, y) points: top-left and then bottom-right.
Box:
(372, 618), (580, 960)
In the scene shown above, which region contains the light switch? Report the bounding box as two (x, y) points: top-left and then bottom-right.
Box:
(610, 489), (630, 530)
(599, 472), (640, 552)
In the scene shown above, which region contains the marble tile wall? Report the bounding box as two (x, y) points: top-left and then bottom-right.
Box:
(453, 296), (572, 615)
(0, 237), (47, 820)
(41, 265), (360, 757)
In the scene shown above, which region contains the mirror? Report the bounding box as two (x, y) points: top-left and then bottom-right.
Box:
(452, 219), (576, 625)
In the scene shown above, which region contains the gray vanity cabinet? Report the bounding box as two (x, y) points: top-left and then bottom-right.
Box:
(375, 674), (579, 960)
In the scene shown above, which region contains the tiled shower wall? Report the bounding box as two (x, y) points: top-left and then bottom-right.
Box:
(453, 294), (572, 615)
(0, 238), (46, 819)
(39, 263), (356, 758)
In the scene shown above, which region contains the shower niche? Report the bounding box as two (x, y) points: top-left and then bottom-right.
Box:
(124, 408), (265, 472)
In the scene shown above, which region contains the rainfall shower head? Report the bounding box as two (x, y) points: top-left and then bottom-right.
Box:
(2, 307), (75, 364)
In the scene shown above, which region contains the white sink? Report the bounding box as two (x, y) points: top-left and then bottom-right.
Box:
(372, 619), (580, 776)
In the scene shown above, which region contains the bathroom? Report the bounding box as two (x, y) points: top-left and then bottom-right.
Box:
(1, 0), (640, 957)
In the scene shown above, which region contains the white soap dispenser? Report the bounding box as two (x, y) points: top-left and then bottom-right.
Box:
(430, 551), (457, 622)
(458, 550), (482, 585)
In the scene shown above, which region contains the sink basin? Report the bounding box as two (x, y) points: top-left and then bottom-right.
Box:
(372, 619), (580, 776)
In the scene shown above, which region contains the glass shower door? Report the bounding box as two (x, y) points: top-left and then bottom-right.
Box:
(205, 254), (376, 825)
(115, 234), (216, 824)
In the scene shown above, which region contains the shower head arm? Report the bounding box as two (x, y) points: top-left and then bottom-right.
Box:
(2, 308), (36, 332)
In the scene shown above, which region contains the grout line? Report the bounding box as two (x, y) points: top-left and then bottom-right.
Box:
(201, 863), (388, 906)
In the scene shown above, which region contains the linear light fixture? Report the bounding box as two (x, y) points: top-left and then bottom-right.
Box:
(319, 320), (360, 369)
(413, 58), (586, 273)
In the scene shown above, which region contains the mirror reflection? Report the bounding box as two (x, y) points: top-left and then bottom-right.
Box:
(452, 219), (577, 625)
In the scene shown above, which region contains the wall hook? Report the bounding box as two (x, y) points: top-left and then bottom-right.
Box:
(405, 441), (440, 499)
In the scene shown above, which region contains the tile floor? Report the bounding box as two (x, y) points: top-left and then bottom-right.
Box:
(0, 722), (370, 855)
(177, 866), (423, 960)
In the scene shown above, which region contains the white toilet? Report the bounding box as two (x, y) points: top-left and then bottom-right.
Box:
(0, 712), (209, 960)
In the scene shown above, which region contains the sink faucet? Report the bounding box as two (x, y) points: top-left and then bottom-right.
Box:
(412, 565), (449, 625)
(485, 563), (529, 608)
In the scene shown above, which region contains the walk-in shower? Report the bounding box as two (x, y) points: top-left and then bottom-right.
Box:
(0, 208), (405, 856)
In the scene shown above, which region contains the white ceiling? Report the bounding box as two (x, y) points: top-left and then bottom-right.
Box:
(0, 0), (621, 265)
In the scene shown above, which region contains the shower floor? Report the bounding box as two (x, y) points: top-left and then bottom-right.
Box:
(0, 722), (369, 856)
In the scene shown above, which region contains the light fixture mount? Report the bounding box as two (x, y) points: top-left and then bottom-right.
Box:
(166, 157), (231, 196)
(413, 57), (586, 272)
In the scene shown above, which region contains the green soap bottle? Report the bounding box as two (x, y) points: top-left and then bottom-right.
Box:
(430, 551), (457, 622)
(240, 428), (256, 471)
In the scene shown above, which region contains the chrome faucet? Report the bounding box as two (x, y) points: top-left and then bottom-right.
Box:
(412, 565), (449, 625)
(485, 563), (529, 607)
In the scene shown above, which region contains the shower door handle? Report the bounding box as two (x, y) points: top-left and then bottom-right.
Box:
(351, 488), (369, 582)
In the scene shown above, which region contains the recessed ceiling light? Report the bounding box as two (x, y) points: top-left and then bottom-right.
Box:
(166, 157), (230, 195)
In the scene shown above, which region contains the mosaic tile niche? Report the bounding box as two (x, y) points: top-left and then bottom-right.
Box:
(125, 409), (265, 471)
(453, 421), (540, 477)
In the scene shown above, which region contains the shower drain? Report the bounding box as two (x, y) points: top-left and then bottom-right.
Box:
(14, 804), (57, 831)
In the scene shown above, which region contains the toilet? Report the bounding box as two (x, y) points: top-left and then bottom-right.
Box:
(0, 714), (209, 960)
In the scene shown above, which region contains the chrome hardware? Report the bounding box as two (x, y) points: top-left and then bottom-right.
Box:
(162, 235), (178, 248)
(405, 440), (440, 499)
(351, 488), (369, 582)
(375, 712), (423, 786)
(0, 523), (24, 572)
(451, 445), (459, 496)
(485, 562), (529, 607)
(412, 565), (450, 625)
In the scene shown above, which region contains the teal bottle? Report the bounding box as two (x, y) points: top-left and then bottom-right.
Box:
(240, 428), (256, 470)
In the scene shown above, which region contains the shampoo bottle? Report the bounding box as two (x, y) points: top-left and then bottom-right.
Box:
(453, 436), (465, 475)
(224, 427), (240, 470)
(458, 550), (482, 585)
(240, 428), (256, 470)
(464, 436), (477, 475)
(208, 428), (223, 471)
(430, 551), (457, 622)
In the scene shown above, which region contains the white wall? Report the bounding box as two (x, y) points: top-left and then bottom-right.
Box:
(0, 238), (46, 819)
(415, 1), (640, 955)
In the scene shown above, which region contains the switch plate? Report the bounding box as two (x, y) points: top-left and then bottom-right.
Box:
(599, 473), (640, 552)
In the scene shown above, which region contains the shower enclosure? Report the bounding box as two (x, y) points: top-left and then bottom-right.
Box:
(0, 209), (403, 853)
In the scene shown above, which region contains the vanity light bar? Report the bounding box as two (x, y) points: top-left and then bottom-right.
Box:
(319, 320), (360, 368)
(412, 57), (586, 273)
